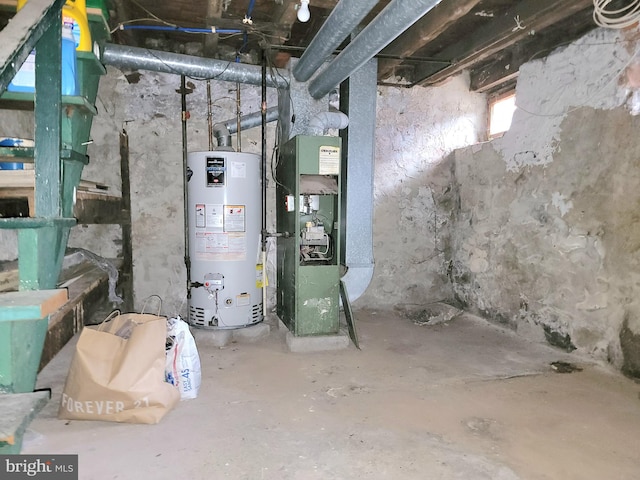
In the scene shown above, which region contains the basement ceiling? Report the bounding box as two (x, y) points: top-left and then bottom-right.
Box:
(6, 0), (600, 94)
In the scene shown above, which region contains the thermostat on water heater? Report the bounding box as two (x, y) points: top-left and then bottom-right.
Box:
(204, 273), (224, 293)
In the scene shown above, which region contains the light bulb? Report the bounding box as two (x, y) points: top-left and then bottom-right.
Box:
(297, 0), (310, 22)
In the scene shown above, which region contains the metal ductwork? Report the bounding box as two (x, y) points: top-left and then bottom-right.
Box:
(101, 44), (289, 89)
(213, 106), (279, 149)
(309, 111), (349, 136)
(292, 0), (379, 83)
(309, 0), (442, 99)
(339, 58), (376, 303)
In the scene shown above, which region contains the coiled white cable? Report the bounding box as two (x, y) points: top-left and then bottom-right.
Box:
(593, 0), (640, 29)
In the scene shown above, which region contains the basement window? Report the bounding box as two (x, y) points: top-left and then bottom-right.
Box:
(488, 92), (516, 139)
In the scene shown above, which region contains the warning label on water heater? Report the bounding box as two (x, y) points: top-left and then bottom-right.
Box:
(318, 146), (340, 175)
(224, 205), (246, 232)
(194, 231), (246, 261)
(202, 204), (223, 231)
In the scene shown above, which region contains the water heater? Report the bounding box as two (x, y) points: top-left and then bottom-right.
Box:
(187, 151), (263, 329)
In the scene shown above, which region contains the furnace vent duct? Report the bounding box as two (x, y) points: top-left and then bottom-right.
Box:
(213, 123), (234, 151)
(309, 0), (443, 99)
(293, 0), (379, 82)
(101, 44), (289, 89)
(309, 111), (349, 136)
(213, 107), (279, 150)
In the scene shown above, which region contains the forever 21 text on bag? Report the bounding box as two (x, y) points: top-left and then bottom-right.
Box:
(58, 311), (180, 424)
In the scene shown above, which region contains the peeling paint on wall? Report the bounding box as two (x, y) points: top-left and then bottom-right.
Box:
(448, 27), (640, 374)
(494, 29), (634, 172)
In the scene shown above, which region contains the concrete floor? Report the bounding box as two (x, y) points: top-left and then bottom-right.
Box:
(23, 309), (640, 480)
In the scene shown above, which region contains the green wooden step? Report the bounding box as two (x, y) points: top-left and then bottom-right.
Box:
(0, 391), (50, 453)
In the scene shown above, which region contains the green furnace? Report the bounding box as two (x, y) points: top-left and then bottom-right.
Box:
(276, 135), (342, 336)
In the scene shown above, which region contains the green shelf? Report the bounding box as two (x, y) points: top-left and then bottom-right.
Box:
(77, 50), (107, 76)
(0, 147), (88, 164)
(0, 147), (34, 160)
(0, 7), (106, 291)
(0, 91), (98, 115)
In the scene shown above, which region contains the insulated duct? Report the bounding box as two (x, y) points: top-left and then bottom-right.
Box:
(292, 0), (379, 82)
(309, 111), (349, 135)
(309, 0), (442, 99)
(101, 44), (289, 89)
(213, 106), (279, 149)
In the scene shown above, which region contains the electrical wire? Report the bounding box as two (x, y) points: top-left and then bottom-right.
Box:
(593, 0), (640, 29)
(119, 25), (243, 34)
(129, 0), (175, 27)
(110, 18), (174, 34)
(263, 46), (293, 192)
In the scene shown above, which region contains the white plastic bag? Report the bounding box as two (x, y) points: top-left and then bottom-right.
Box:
(165, 316), (201, 400)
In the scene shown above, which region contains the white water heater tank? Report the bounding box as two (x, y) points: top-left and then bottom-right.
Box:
(187, 151), (263, 329)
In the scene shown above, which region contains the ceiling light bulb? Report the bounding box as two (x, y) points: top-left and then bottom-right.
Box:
(297, 0), (310, 23)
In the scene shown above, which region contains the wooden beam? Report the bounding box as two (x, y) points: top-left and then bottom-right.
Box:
(378, 0), (482, 80)
(203, 0), (224, 58)
(110, 0), (142, 48)
(0, 0), (17, 12)
(0, 289), (68, 321)
(74, 193), (124, 225)
(412, 0), (593, 86)
(469, 9), (596, 93)
(273, 0), (298, 29)
(267, 0), (298, 65)
(469, 49), (520, 94)
(34, 19), (62, 218)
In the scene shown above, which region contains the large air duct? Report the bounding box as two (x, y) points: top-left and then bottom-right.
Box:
(101, 44), (289, 89)
(292, 0), (379, 83)
(339, 58), (376, 302)
(309, 0), (442, 99)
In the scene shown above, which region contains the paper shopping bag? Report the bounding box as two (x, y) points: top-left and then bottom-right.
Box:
(58, 311), (180, 424)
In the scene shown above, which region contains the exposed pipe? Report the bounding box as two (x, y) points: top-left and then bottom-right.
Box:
(261, 51), (268, 319)
(236, 82), (242, 151)
(308, 0), (443, 99)
(101, 44), (289, 89)
(247, 0), (256, 19)
(309, 111), (349, 136)
(293, 0), (379, 82)
(180, 75), (192, 299)
(207, 80), (213, 151)
(212, 106), (279, 149)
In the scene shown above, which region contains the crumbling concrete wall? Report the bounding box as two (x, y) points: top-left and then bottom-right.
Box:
(357, 74), (486, 308)
(449, 27), (640, 373)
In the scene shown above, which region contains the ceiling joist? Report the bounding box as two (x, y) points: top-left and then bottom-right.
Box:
(411, 0), (594, 87)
